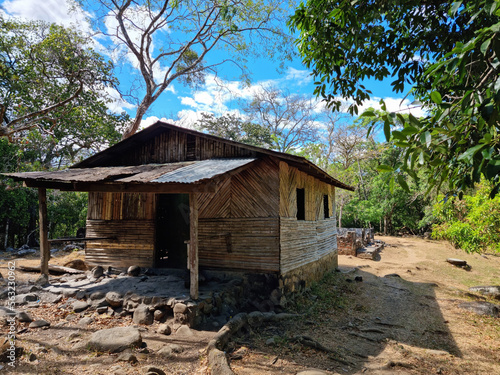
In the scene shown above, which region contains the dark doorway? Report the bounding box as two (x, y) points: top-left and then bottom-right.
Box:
(155, 194), (190, 268)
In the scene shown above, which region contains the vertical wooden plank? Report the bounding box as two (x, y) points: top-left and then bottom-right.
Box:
(38, 188), (49, 276)
(189, 193), (199, 299)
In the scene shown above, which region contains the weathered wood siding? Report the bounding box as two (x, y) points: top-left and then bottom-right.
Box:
(103, 128), (257, 166)
(279, 161), (334, 220)
(85, 192), (156, 267)
(279, 161), (337, 274)
(197, 158), (280, 272)
(280, 218), (337, 274)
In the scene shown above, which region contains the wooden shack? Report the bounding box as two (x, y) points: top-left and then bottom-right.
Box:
(7, 122), (354, 297)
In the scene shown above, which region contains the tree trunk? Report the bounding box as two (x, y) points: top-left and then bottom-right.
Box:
(38, 188), (50, 276)
(123, 101), (150, 139)
(4, 219), (9, 250)
(338, 204), (343, 229)
(383, 216), (387, 236)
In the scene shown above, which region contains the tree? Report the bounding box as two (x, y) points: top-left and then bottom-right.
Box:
(78, 0), (295, 138)
(289, 0), (500, 197)
(197, 112), (273, 148)
(0, 17), (121, 140)
(243, 86), (319, 152)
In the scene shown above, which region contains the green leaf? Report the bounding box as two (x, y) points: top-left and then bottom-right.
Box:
(389, 175), (395, 193)
(457, 144), (485, 161)
(397, 174), (410, 193)
(481, 39), (491, 55)
(400, 126), (418, 136)
(430, 91), (442, 104)
(449, 1), (462, 16)
(377, 164), (394, 172)
(384, 121), (391, 142)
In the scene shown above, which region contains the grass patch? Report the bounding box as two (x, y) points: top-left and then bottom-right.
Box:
(288, 271), (357, 318)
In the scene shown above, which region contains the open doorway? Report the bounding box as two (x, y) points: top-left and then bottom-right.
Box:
(155, 194), (190, 268)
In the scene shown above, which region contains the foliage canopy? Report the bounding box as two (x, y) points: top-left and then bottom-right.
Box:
(289, 0), (500, 197)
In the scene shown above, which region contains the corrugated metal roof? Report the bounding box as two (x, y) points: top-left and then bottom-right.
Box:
(4, 159), (257, 185)
(153, 158), (256, 183)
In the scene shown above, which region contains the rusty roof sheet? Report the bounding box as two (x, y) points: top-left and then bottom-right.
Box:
(153, 158), (256, 183)
(5, 159), (256, 185)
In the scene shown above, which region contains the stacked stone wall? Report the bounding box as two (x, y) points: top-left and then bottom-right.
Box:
(279, 251), (338, 294)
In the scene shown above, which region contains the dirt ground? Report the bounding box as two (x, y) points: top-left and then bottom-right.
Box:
(1, 236), (500, 374)
(230, 236), (500, 375)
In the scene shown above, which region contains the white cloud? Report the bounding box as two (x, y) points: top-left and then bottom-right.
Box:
(2, 0), (91, 31)
(358, 97), (427, 118)
(104, 87), (136, 113)
(285, 67), (313, 86)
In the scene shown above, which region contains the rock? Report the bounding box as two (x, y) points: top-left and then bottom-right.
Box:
(127, 265), (141, 277)
(446, 258), (469, 267)
(40, 293), (62, 304)
(29, 319), (50, 328)
(157, 324), (171, 335)
(63, 259), (88, 271)
(78, 317), (94, 326)
(89, 291), (106, 300)
(157, 346), (173, 357)
(265, 337), (276, 346)
(14, 293), (39, 305)
(153, 309), (165, 321)
(88, 326), (142, 353)
(75, 290), (87, 300)
(133, 305), (153, 325)
(384, 273), (401, 278)
(459, 301), (499, 317)
(142, 367), (166, 375)
(89, 266), (104, 279)
(175, 325), (193, 337)
(92, 298), (109, 309)
(296, 370), (329, 375)
(96, 306), (110, 314)
(116, 350), (138, 363)
(469, 286), (500, 299)
(106, 291), (124, 307)
(0, 307), (16, 318)
(29, 352), (37, 361)
(35, 274), (49, 286)
(169, 344), (184, 354)
(62, 288), (78, 298)
(355, 276), (363, 282)
(16, 311), (33, 323)
(173, 303), (187, 314)
(72, 301), (89, 313)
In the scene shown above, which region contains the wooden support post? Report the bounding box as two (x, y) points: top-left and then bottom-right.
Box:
(38, 188), (50, 276)
(189, 193), (199, 300)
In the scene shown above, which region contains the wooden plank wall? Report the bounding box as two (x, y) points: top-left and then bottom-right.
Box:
(197, 158), (280, 272)
(279, 161), (337, 274)
(85, 219), (155, 267)
(279, 161), (334, 220)
(87, 192), (155, 220)
(280, 218), (337, 274)
(110, 128), (257, 165)
(85, 192), (156, 267)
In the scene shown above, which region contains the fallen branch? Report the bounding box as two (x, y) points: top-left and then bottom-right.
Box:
(18, 264), (85, 275)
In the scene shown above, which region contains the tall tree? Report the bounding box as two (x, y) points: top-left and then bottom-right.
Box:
(289, 0), (500, 197)
(0, 17), (120, 140)
(197, 112), (273, 147)
(243, 86), (319, 152)
(78, 0), (295, 138)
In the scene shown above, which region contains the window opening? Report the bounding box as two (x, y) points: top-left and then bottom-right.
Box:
(324, 195), (330, 219)
(297, 188), (305, 220)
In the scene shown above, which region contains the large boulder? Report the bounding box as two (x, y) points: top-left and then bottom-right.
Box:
(133, 304), (153, 325)
(88, 326), (142, 353)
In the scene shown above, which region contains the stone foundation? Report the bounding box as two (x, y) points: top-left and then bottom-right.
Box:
(279, 251), (338, 294)
(337, 228), (375, 257)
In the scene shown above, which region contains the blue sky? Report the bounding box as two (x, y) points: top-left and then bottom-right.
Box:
(0, 0), (425, 131)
